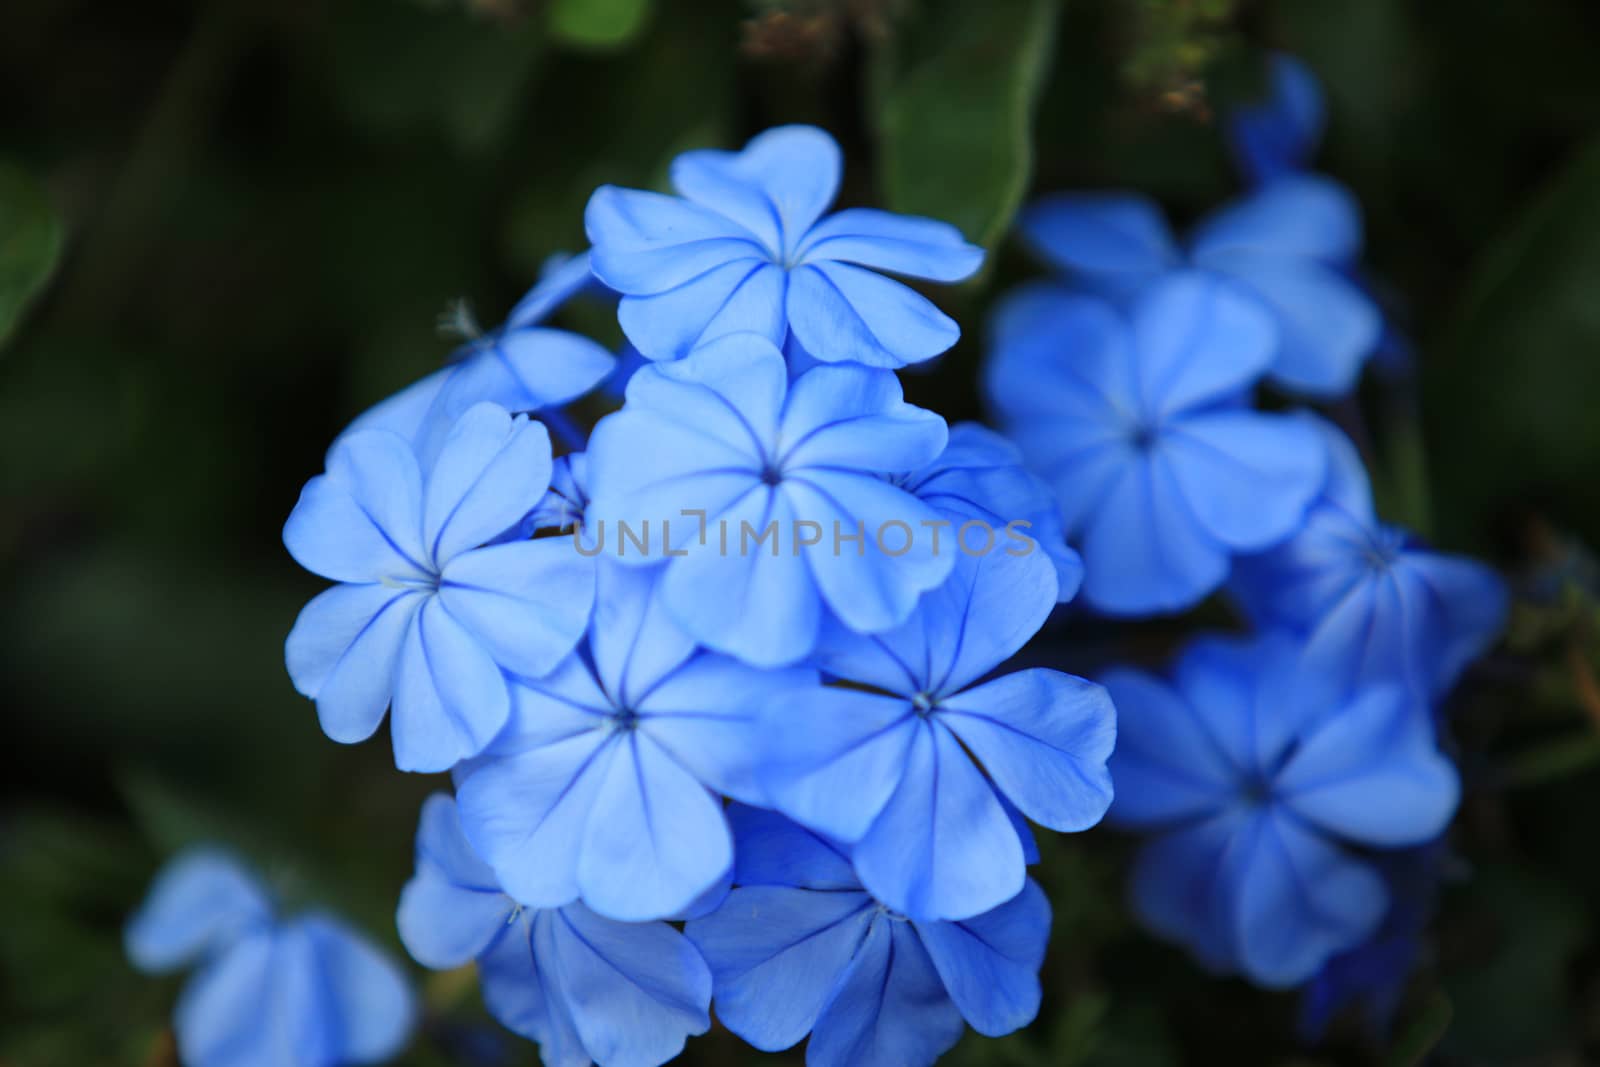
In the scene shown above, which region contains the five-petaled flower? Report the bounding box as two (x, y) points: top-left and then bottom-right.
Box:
(584, 332), (954, 667)
(284, 402), (595, 772)
(686, 805), (1052, 1067)
(585, 125), (984, 368)
(399, 794), (712, 1067)
(986, 272), (1327, 616)
(759, 545), (1115, 921)
(1104, 632), (1459, 987)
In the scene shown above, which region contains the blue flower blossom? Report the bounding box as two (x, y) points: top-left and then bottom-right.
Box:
(685, 805), (1051, 1067)
(583, 332), (953, 667)
(344, 256), (615, 466)
(1227, 52), (1326, 186)
(985, 274), (1327, 616)
(1230, 417), (1507, 701)
(454, 561), (815, 921)
(1104, 632), (1460, 988)
(398, 794), (711, 1067)
(127, 849), (414, 1067)
(895, 421), (1084, 603)
(284, 403), (595, 772)
(1018, 175), (1380, 395)
(758, 545), (1115, 921)
(584, 125), (984, 368)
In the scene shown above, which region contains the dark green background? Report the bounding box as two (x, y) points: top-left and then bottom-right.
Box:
(4, 1), (1599, 1064)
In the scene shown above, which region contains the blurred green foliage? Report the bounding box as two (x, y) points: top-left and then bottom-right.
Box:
(4, 0), (1600, 1064)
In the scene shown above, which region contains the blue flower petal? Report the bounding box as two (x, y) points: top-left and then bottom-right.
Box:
(584, 185), (766, 295)
(587, 561), (698, 707)
(576, 732), (734, 922)
(1102, 667), (1237, 829)
(725, 803), (861, 890)
(298, 914), (416, 1063)
(1129, 272), (1277, 420)
(1160, 410), (1325, 550)
(1128, 814), (1244, 975)
(477, 916), (579, 1060)
(1078, 455), (1230, 615)
(763, 688), (918, 843)
(438, 538), (595, 679)
(685, 885), (877, 1051)
(174, 929), (302, 1067)
(1220, 810), (1388, 988)
(545, 902), (712, 1067)
(1018, 192), (1180, 291)
(1227, 52), (1326, 185)
(787, 260), (962, 368)
(806, 918), (966, 1067)
(1277, 686), (1459, 846)
(796, 207), (983, 282)
(1201, 252), (1381, 396)
(126, 849), (272, 974)
(670, 125), (842, 258)
(422, 404), (553, 567)
(779, 363), (948, 473)
(284, 432), (428, 584)
(916, 878), (1050, 1037)
(289, 585), (419, 746)
(1190, 175), (1362, 267)
(853, 722), (1026, 921)
(397, 794), (513, 969)
(616, 260), (788, 362)
(938, 669), (1115, 833)
(456, 731), (615, 908)
(388, 598), (510, 773)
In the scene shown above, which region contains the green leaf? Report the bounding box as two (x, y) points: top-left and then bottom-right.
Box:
(1384, 990), (1453, 1067)
(548, 0), (652, 50)
(1429, 136), (1600, 551)
(0, 164), (65, 350)
(874, 0), (1060, 249)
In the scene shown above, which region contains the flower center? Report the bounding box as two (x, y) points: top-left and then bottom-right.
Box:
(605, 707), (641, 734)
(760, 464), (785, 488)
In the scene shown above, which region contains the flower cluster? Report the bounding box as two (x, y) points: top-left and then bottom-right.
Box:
(986, 52), (1505, 1027)
(125, 62), (1507, 1063)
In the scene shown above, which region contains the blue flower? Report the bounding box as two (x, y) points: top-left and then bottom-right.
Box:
(583, 332), (953, 667)
(1104, 632), (1460, 988)
(584, 125), (984, 368)
(895, 421), (1084, 603)
(1230, 417), (1507, 701)
(343, 253), (615, 465)
(1227, 52), (1326, 186)
(1018, 175), (1379, 395)
(284, 403), (595, 772)
(127, 849), (414, 1067)
(685, 805), (1051, 1067)
(759, 544), (1115, 920)
(398, 794), (711, 1067)
(985, 274), (1327, 616)
(454, 560), (815, 921)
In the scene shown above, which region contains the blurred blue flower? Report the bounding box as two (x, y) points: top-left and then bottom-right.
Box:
(759, 546), (1115, 921)
(344, 254), (615, 467)
(1227, 52), (1327, 186)
(284, 403), (595, 772)
(454, 562), (814, 921)
(685, 805), (1051, 1067)
(895, 421), (1084, 603)
(585, 125), (984, 368)
(1298, 841), (1449, 1043)
(1231, 417), (1506, 701)
(1104, 632), (1460, 988)
(398, 795), (711, 1067)
(985, 274), (1327, 616)
(127, 849), (414, 1067)
(583, 332), (953, 667)
(1018, 175), (1380, 395)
